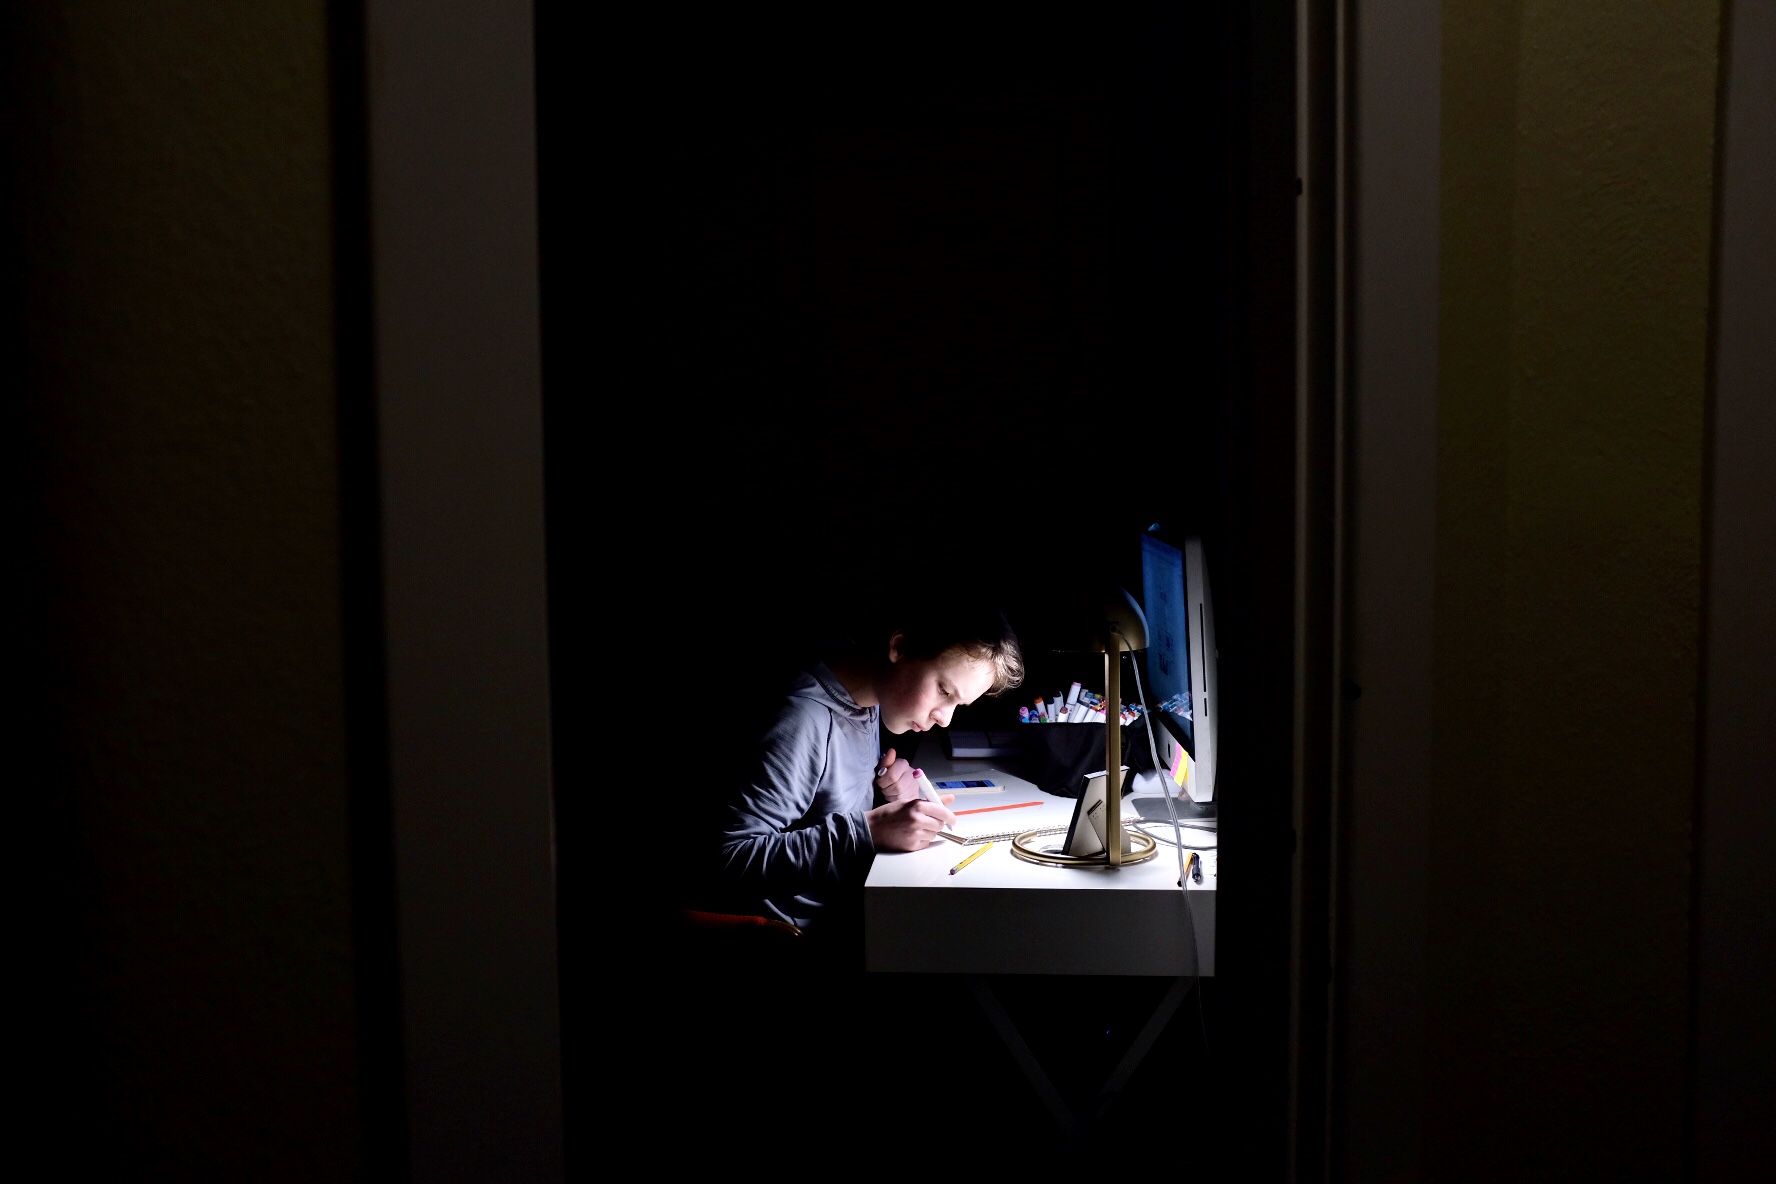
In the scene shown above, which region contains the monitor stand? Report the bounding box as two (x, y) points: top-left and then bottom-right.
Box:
(1130, 793), (1217, 826)
(1175, 796), (1215, 821)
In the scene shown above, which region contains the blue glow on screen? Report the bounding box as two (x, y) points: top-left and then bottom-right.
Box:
(1140, 533), (1193, 743)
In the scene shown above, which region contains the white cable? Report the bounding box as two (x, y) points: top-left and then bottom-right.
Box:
(1121, 638), (1201, 985)
(1133, 821), (1216, 850)
(1121, 637), (1188, 890)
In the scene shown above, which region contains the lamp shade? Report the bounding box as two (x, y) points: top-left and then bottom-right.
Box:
(1012, 583), (1148, 655)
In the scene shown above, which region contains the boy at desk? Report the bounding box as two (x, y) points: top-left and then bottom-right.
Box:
(715, 592), (1025, 950)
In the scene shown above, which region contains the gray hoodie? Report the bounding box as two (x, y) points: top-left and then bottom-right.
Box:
(718, 661), (879, 929)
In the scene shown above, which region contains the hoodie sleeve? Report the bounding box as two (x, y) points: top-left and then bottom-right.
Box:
(718, 697), (876, 894)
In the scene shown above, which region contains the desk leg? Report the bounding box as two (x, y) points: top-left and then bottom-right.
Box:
(965, 975), (1083, 1147)
(966, 974), (1197, 1143)
(1094, 974), (1193, 1123)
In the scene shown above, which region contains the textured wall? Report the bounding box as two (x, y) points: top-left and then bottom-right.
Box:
(1431, 2), (1719, 1178)
(12, 5), (360, 1177)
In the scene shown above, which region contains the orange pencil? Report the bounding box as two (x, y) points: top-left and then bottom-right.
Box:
(954, 800), (1044, 816)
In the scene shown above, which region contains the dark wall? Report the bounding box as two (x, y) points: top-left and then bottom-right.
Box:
(551, 2), (1240, 733)
(10, 5), (363, 1178)
(1424, 4), (1722, 1178)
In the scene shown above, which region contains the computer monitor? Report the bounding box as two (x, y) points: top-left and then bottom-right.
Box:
(1139, 529), (1218, 806)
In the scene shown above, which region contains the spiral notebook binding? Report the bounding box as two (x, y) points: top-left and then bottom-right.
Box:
(939, 824), (1068, 846)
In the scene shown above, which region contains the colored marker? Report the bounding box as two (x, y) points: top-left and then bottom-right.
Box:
(912, 768), (948, 810)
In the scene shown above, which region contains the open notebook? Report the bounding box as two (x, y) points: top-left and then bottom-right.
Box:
(938, 797), (1079, 845)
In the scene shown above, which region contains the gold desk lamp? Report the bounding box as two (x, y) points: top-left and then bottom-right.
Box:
(1011, 585), (1159, 869)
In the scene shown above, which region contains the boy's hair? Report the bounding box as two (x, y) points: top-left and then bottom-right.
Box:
(889, 592), (1025, 696)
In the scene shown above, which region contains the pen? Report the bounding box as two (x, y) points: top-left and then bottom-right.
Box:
(950, 842), (994, 875)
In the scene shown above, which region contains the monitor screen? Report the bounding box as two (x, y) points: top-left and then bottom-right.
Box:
(1140, 532), (1193, 748)
(1139, 530), (1217, 805)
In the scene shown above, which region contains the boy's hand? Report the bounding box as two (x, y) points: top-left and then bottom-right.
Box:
(865, 797), (956, 852)
(874, 748), (919, 802)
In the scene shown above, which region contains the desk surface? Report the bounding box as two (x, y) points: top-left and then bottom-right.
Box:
(864, 751), (1215, 976)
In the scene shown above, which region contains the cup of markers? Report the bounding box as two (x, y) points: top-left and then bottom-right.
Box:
(1019, 686), (1146, 726)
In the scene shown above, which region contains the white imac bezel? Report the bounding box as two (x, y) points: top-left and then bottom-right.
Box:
(1184, 536), (1218, 804)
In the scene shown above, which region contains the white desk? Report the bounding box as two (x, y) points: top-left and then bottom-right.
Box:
(864, 753), (1215, 977)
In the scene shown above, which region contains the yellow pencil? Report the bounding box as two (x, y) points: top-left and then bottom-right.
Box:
(950, 841), (994, 875)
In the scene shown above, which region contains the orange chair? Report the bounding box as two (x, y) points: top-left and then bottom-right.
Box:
(676, 909), (802, 939)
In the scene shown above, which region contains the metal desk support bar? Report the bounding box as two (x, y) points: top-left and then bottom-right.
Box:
(966, 974), (1197, 1148)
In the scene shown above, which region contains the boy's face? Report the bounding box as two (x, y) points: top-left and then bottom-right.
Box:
(878, 640), (996, 736)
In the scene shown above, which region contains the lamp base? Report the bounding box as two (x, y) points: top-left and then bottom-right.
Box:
(1009, 827), (1160, 869)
